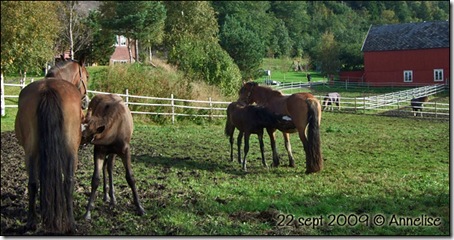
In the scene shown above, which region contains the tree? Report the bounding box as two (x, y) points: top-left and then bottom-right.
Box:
(220, 15), (264, 80)
(77, 9), (115, 65)
(213, 1), (275, 55)
(313, 31), (341, 76)
(164, 1), (218, 46)
(1, 1), (61, 76)
(163, 2), (241, 95)
(270, 1), (310, 57)
(56, 1), (93, 60)
(268, 19), (292, 58)
(99, 1), (166, 63)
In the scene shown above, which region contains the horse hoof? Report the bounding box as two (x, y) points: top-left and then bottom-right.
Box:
(289, 163), (296, 168)
(137, 206), (146, 216)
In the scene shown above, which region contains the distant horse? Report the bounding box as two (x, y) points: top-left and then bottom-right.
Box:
(224, 101), (295, 171)
(238, 82), (323, 174)
(81, 94), (145, 220)
(323, 92), (340, 111)
(411, 96), (429, 117)
(14, 58), (89, 233)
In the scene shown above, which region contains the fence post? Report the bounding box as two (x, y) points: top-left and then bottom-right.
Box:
(363, 97), (366, 111)
(209, 97), (213, 121)
(171, 94), (175, 124)
(1, 73), (5, 117)
(435, 101), (438, 118)
(354, 97), (357, 113)
(125, 89), (129, 106)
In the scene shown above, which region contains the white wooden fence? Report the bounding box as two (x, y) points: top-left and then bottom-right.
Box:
(1, 77), (449, 121)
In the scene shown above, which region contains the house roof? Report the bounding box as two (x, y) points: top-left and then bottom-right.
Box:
(361, 21), (449, 52)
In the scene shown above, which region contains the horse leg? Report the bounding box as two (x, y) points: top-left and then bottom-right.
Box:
(242, 132), (250, 171)
(84, 149), (105, 220)
(237, 131), (244, 164)
(258, 130), (267, 168)
(26, 155), (38, 231)
(266, 128), (280, 167)
(283, 132), (295, 167)
(120, 147), (145, 216)
(63, 153), (76, 233)
(106, 154), (117, 206)
(229, 129), (234, 162)
(102, 157), (109, 202)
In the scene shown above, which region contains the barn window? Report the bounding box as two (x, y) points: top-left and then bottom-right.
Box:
(403, 70), (413, 82)
(434, 69), (443, 82)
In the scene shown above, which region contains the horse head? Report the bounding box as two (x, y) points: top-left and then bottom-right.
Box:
(238, 82), (258, 104)
(46, 57), (90, 109)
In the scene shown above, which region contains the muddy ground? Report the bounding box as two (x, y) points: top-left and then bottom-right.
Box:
(1, 131), (292, 236)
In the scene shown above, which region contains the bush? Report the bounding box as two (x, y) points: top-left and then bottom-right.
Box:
(168, 37), (242, 96)
(87, 63), (229, 124)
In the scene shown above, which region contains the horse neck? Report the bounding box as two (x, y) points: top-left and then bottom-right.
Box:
(48, 63), (80, 85)
(253, 87), (282, 105)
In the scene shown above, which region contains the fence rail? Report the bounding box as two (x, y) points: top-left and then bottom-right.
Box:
(1, 78), (449, 122)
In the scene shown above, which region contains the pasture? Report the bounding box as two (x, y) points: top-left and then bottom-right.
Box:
(1, 110), (449, 235)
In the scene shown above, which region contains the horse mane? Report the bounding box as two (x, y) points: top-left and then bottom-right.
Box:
(45, 60), (78, 78)
(245, 82), (283, 99)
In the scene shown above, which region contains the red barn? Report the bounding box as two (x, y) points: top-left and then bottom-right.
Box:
(360, 21), (449, 87)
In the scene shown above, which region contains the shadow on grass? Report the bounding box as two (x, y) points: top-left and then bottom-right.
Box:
(132, 154), (248, 176)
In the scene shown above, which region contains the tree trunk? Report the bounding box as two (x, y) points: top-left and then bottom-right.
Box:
(149, 47), (152, 63)
(135, 39), (139, 63)
(127, 38), (133, 63)
(69, 2), (74, 60)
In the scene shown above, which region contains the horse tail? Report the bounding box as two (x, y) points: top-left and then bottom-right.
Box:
(305, 98), (323, 174)
(224, 104), (235, 137)
(37, 87), (74, 233)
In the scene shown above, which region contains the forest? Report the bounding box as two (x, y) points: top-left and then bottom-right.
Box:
(1, 1), (449, 92)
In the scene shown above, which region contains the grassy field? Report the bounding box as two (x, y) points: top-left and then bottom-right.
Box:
(78, 115), (446, 235)
(1, 109), (449, 235)
(255, 58), (326, 84)
(1, 61), (450, 235)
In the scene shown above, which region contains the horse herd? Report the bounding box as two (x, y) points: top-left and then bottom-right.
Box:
(12, 58), (431, 234)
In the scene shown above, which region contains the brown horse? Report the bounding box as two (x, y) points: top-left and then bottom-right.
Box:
(46, 59), (90, 109)
(238, 82), (323, 174)
(225, 101), (295, 171)
(14, 59), (89, 233)
(81, 94), (145, 220)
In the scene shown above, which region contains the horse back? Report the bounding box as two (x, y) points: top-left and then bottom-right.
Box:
(285, 93), (321, 128)
(15, 80), (82, 154)
(84, 94), (133, 149)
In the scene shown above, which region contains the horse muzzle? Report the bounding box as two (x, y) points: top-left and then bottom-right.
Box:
(81, 95), (90, 110)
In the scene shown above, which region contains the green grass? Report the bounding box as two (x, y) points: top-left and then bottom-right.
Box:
(1, 65), (450, 235)
(92, 114), (447, 235)
(2, 105), (449, 235)
(255, 58), (326, 84)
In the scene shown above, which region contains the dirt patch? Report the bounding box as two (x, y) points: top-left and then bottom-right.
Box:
(1, 131), (146, 235)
